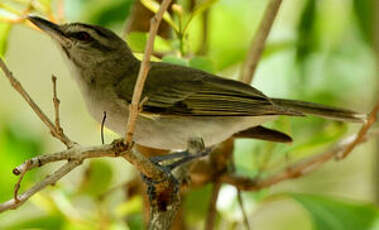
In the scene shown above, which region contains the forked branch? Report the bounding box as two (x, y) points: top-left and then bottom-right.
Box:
(0, 59), (74, 148)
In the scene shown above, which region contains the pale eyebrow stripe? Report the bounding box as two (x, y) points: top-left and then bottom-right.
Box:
(69, 23), (111, 38)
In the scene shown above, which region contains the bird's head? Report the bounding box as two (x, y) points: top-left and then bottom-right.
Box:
(27, 16), (135, 71)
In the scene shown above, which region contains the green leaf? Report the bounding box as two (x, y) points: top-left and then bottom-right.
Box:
(296, 0), (317, 63)
(353, 0), (374, 44)
(189, 56), (215, 73)
(139, 0), (179, 32)
(126, 32), (172, 53)
(85, 0), (135, 27)
(0, 22), (11, 57)
(127, 32), (148, 52)
(290, 193), (379, 230)
(191, 0), (219, 19)
(182, 0), (219, 34)
(162, 55), (188, 66)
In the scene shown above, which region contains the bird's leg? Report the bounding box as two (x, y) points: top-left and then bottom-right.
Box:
(166, 148), (211, 170)
(150, 150), (189, 163)
(144, 137), (210, 186)
(149, 137), (212, 170)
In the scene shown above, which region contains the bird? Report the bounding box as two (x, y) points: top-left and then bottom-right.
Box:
(27, 16), (365, 151)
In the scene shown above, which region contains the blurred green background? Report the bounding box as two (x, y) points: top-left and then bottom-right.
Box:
(0, 0), (378, 229)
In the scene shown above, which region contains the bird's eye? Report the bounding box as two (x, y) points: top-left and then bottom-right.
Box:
(72, 32), (92, 41)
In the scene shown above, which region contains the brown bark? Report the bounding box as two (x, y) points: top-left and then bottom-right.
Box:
(125, 0), (174, 39)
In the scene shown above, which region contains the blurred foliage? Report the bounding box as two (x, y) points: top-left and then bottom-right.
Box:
(353, 0), (374, 44)
(78, 159), (113, 196)
(290, 193), (379, 230)
(65, 0), (135, 27)
(0, 0), (378, 229)
(0, 121), (43, 200)
(0, 23), (11, 56)
(296, 0), (317, 65)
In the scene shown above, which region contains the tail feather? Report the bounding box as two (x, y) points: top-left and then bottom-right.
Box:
(234, 126), (292, 143)
(272, 98), (367, 123)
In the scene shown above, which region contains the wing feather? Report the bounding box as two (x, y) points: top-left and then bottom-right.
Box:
(116, 62), (301, 116)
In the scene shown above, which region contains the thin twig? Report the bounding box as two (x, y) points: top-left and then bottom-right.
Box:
(220, 130), (377, 191)
(237, 190), (250, 230)
(101, 111), (107, 145)
(122, 0), (137, 38)
(0, 58), (74, 148)
(13, 160), (31, 202)
(124, 0), (172, 146)
(139, 96), (149, 112)
(229, 150), (250, 229)
(12, 144), (116, 176)
(198, 9), (209, 55)
(52, 75), (62, 131)
(239, 0), (283, 83)
(338, 100), (379, 159)
(205, 182), (221, 230)
(0, 160), (81, 212)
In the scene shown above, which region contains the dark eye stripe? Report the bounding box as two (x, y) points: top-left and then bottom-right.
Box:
(70, 32), (92, 41)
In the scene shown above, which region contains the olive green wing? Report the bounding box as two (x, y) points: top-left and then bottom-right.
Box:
(116, 62), (300, 116)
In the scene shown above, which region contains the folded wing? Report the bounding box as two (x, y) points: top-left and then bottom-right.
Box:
(116, 62), (301, 117)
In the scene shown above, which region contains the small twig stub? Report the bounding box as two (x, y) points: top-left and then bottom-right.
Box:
(101, 111), (107, 145)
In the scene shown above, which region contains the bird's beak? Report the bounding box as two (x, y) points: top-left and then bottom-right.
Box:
(27, 16), (71, 47)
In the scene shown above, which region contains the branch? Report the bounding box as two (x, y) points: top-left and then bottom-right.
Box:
(0, 141), (168, 213)
(148, 182), (181, 230)
(236, 189), (250, 230)
(124, 0), (173, 146)
(13, 160), (31, 202)
(0, 143), (120, 213)
(0, 59), (170, 217)
(52, 75), (61, 130)
(12, 144), (117, 175)
(338, 99), (379, 159)
(0, 160), (81, 212)
(239, 0), (283, 83)
(0, 58), (74, 148)
(220, 129), (377, 191)
(205, 182), (221, 230)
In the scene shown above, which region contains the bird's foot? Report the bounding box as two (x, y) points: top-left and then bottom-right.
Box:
(142, 138), (210, 206)
(149, 137), (211, 170)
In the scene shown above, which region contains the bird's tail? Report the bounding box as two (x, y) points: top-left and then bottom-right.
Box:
(272, 98), (367, 123)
